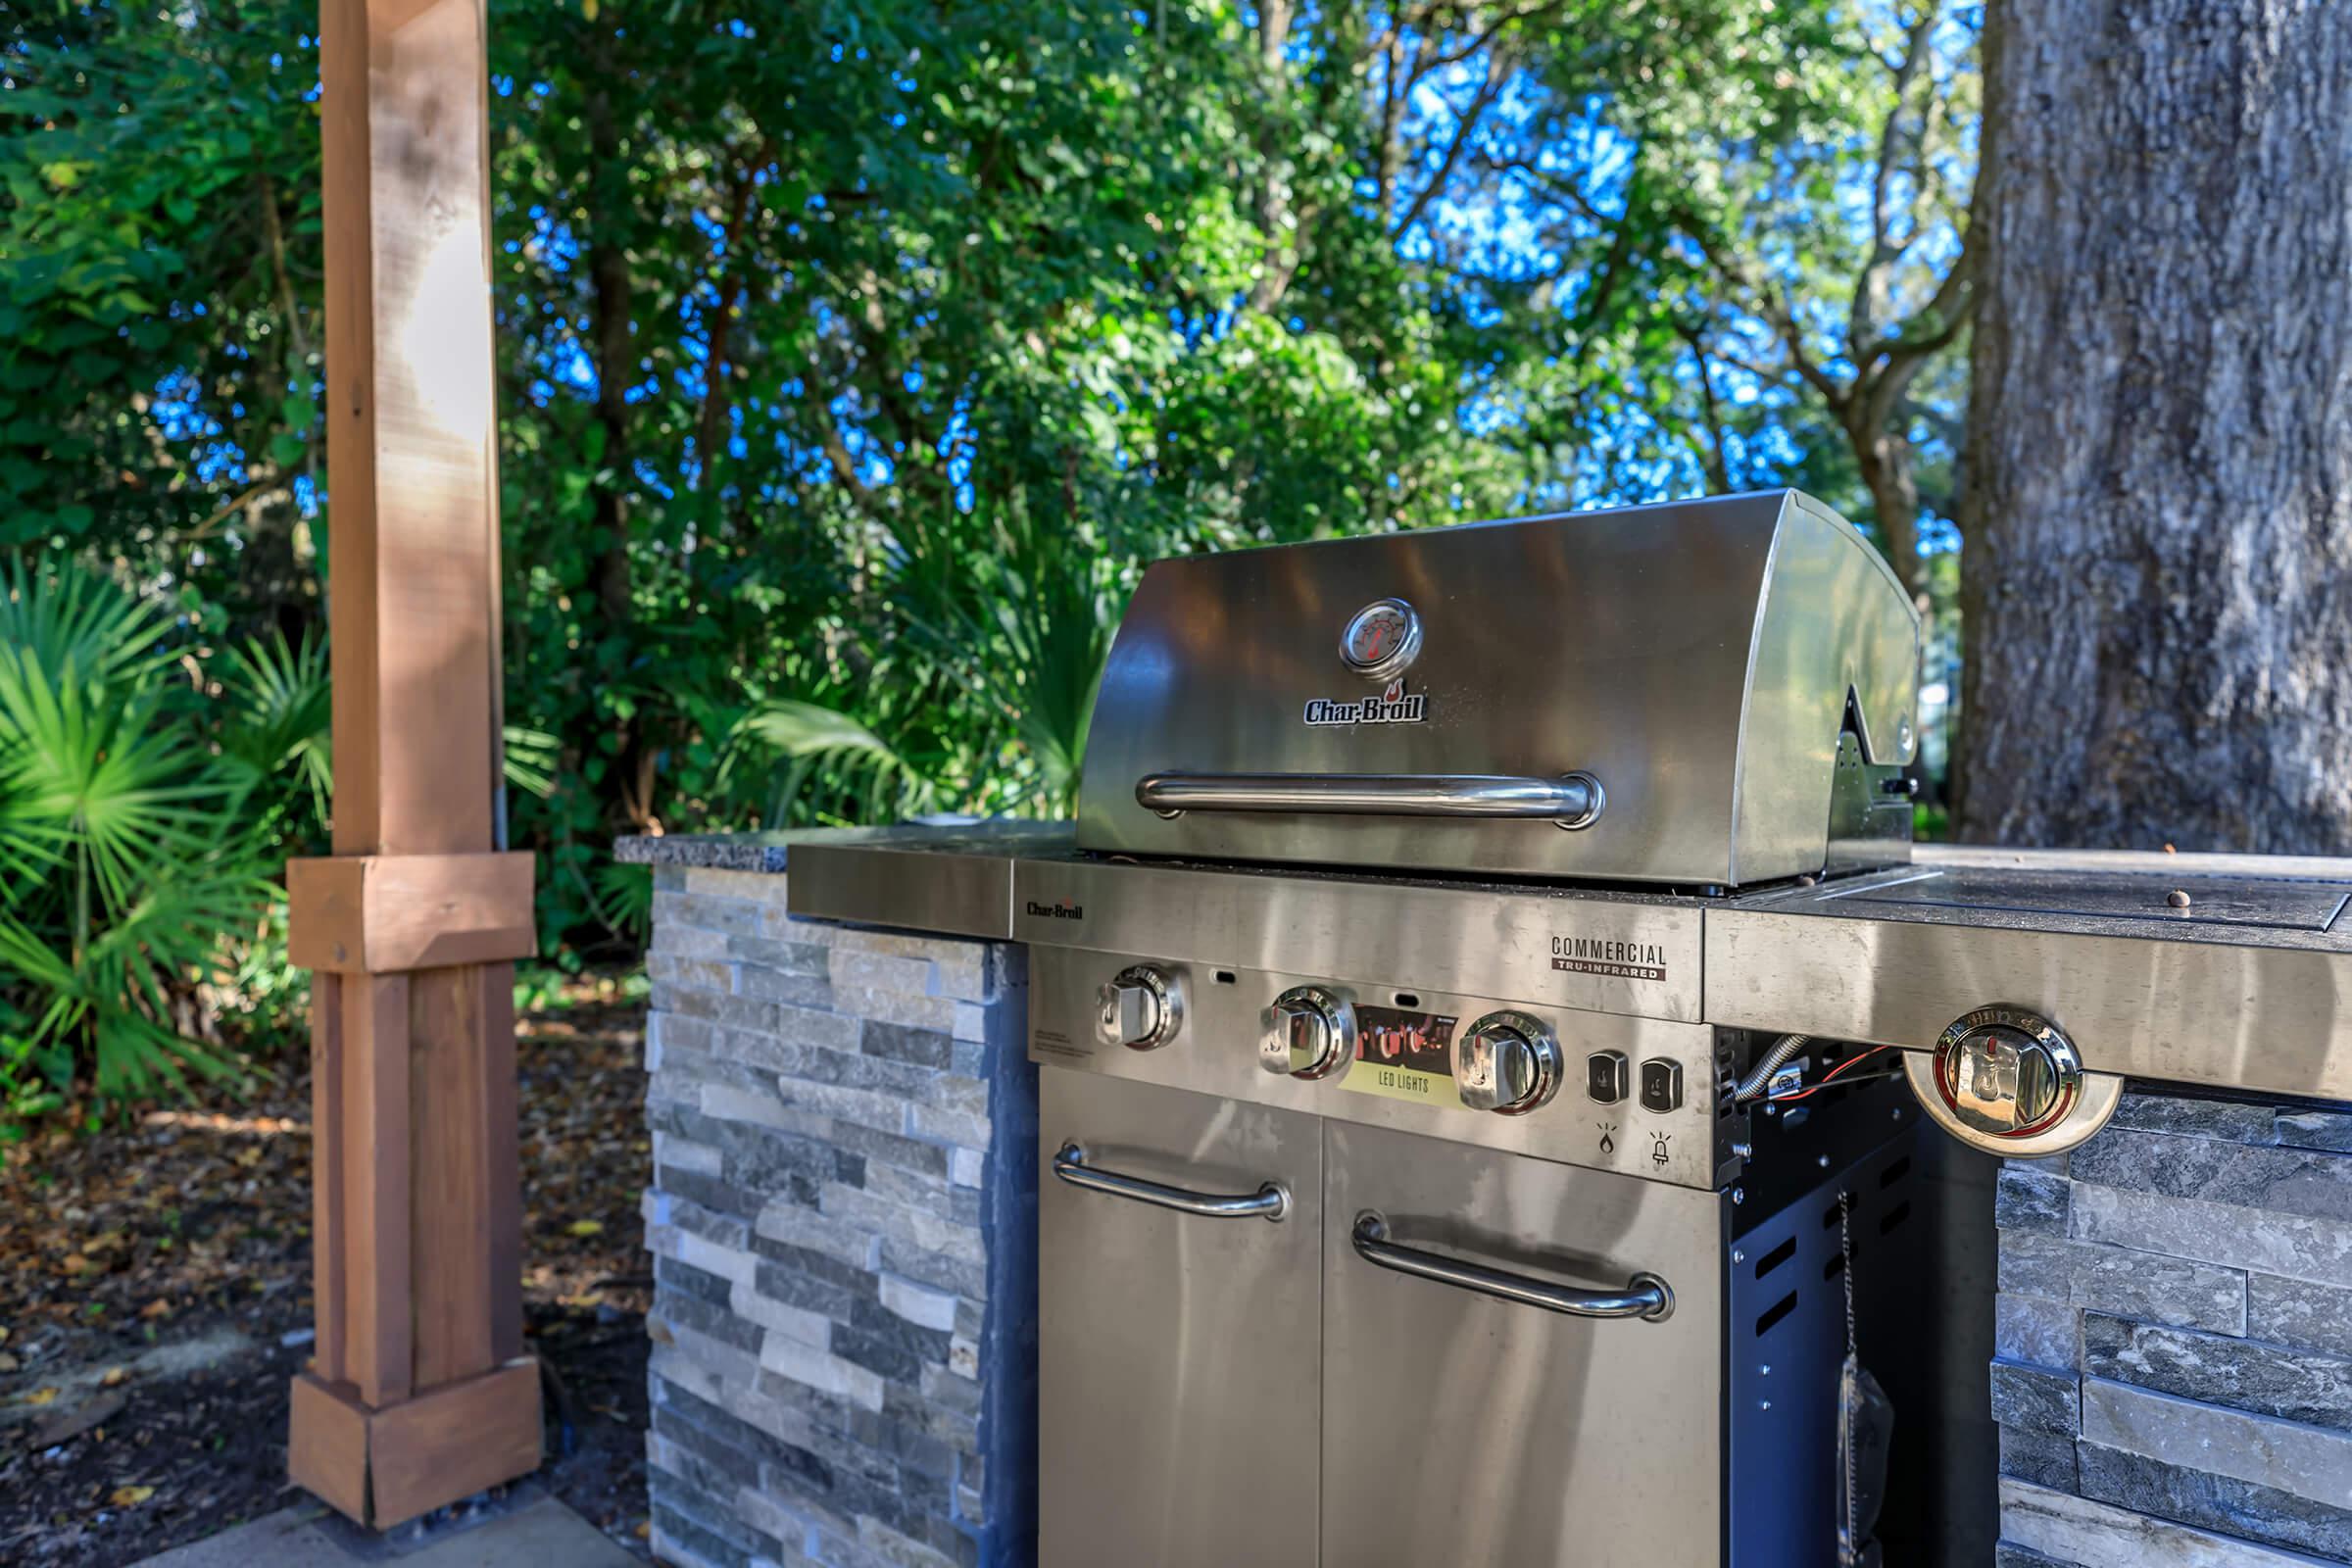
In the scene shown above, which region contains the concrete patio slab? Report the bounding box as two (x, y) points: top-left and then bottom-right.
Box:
(132, 1490), (639, 1568)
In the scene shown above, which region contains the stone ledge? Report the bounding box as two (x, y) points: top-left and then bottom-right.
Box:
(617, 832), (794, 872)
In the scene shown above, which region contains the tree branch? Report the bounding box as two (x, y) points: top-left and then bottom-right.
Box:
(1853, 7), (1938, 357)
(1392, 47), (1509, 240)
(1678, 324), (1734, 493)
(1412, 0), (1568, 80)
(1854, 237), (1979, 387)
(1670, 206), (1848, 408)
(183, 471), (286, 541)
(694, 141), (770, 493)
(812, 389), (873, 499)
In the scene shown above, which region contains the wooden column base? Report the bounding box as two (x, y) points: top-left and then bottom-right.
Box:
(290, 1360), (542, 1527)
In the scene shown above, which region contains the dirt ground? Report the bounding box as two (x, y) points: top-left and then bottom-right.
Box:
(0, 982), (655, 1567)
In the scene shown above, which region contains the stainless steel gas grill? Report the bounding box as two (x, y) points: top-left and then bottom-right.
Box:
(1034, 492), (1947, 1568)
(774, 490), (2352, 1567)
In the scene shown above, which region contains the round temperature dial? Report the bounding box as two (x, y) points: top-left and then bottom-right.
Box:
(1339, 598), (1422, 681)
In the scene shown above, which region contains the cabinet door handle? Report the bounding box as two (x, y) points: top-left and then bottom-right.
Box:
(1350, 1212), (1673, 1321)
(1053, 1142), (1290, 1221)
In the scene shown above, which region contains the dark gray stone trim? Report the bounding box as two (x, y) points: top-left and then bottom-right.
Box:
(618, 832), (794, 871)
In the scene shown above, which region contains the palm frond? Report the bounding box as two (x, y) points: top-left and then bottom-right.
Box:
(217, 628), (333, 823)
(0, 559), (273, 1115)
(591, 860), (654, 943)
(732, 699), (942, 826)
(503, 723), (562, 800)
(0, 557), (181, 691)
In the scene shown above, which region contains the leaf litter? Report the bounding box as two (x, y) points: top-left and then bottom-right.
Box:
(0, 978), (656, 1564)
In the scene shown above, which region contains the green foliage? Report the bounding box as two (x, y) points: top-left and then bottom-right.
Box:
(217, 629), (334, 831)
(3, 0), (1981, 1001)
(2, 2), (325, 610)
(0, 559), (328, 1118)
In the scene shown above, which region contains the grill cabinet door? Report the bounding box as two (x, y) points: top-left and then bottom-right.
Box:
(1039, 1068), (1322, 1566)
(1321, 1122), (1726, 1567)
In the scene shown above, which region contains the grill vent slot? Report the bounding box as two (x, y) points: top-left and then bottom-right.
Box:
(1878, 1199), (1912, 1237)
(1879, 1154), (1913, 1189)
(1754, 1236), (1797, 1281)
(1754, 1291), (1799, 1338)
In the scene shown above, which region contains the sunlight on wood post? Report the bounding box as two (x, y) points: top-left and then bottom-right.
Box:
(284, 0), (541, 1528)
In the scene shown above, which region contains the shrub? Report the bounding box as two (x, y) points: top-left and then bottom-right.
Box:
(0, 559), (327, 1122)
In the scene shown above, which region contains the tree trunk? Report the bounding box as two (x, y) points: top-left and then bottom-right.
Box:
(1955, 0), (2352, 851)
(582, 60), (655, 830)
(1851, 421), (1924, 606)
(588, 235), (632, 628)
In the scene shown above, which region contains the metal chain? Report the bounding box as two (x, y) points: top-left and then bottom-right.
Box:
(1840, 1188), (1858, 1356)
(1838, 1188), (1859, 1563)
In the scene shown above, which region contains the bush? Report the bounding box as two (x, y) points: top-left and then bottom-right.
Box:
(0, 558), (327, 1123)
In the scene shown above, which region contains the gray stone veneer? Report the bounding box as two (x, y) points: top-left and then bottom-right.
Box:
(637, 863), (1036, 1568)
(1994, 1090), (2352, 1566)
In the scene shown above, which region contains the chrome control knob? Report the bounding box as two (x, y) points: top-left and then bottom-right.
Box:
(1261, 986), (1356, 1080)
(1097, 965), (1182, 1052)
(1455, 1010), (1562, 1115)
(1903, 1005), (2124, 1156)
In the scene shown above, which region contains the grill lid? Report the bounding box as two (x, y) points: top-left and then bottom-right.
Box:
(1076, 490), (1920, 887)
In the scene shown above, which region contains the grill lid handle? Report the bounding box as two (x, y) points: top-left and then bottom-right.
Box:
(1135, 771), (1604, 829)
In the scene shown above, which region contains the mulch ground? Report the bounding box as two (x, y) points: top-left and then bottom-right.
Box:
(0, 977), (656, 1567)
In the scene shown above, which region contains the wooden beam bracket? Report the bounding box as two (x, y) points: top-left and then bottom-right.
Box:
(290, 1361), (542, 1527)
(289, 852), (536, 974)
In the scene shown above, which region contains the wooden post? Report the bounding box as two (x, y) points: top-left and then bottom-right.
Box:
(286, 0), (541, 1527)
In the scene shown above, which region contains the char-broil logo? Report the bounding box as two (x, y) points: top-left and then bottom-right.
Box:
(1303, 679), (1427, 727)
(1551, 932), (1668, 982)
(1024, 898), (1084, 921)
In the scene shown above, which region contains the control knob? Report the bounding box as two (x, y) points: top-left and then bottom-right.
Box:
(1097, 965), (1182, 1052)
(1262, 986), (1356, 1080)
(1455, 1010), (1563, 1115)
(1903, 1004), (2123, 1156)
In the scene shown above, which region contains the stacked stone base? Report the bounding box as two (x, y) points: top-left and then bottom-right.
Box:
(638, 865), (1034, 1568)
(1994, 1092), (2352, 1565)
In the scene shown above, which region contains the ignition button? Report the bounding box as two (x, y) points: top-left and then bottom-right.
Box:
(1587, 1051), (1629, 1104)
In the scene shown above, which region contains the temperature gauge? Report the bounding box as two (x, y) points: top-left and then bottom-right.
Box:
(1339, 598), (1422, 681)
